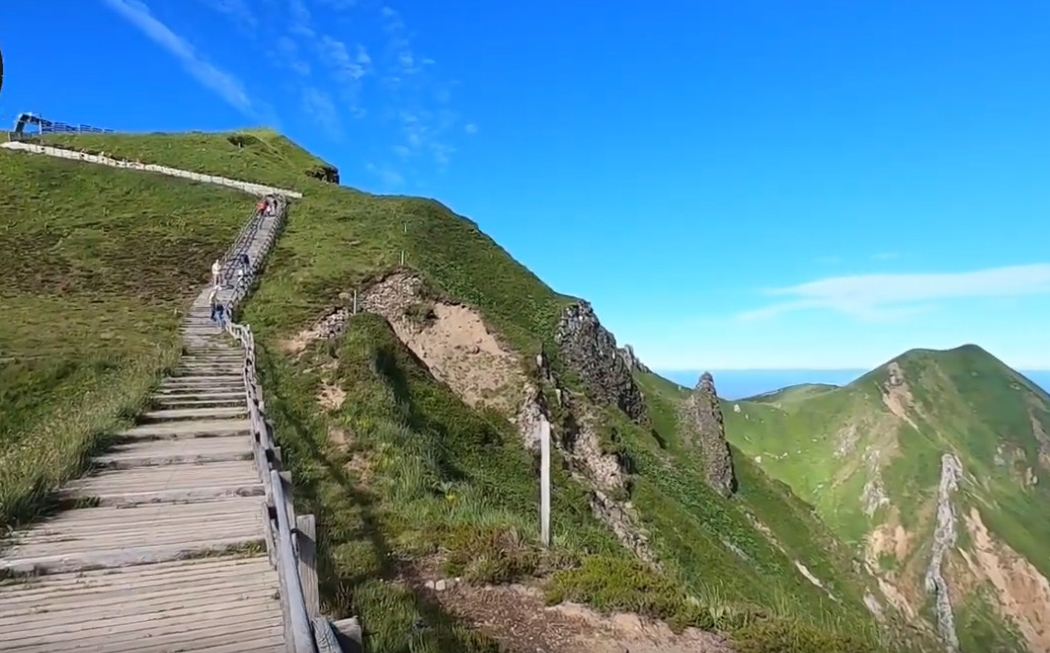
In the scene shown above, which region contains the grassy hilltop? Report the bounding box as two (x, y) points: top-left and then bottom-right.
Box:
(6, 129), (953, 652)
(0, 146), (253, 527)
(724, 345), (1050, 653)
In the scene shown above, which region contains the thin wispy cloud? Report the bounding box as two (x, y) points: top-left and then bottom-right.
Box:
(195, 0), (474, 182)
(365, 162), (404, 188)
(280, 0), (372, 118)
(872, 252), (900, 261)
(316, 36), (372, 115)
(315, 0), (357, 9)
(273, 36), (311, 76)
(738, 264), (1050, 322)
(377, 4), (464, 172)
(288, 0), (316, 39)
(100, 0), (271, 121)
(198, 0), (257, 30)
(301, 87), (342, 139)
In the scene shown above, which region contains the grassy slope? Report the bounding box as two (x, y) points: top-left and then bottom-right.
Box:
(0, 146), (253, 527)
(36, 130), (923, 652)
(722, 344), (1050, 651)
(746, 383), (841, 406)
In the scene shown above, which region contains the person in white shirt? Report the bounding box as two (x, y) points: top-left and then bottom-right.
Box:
(211, 259), (222, 288)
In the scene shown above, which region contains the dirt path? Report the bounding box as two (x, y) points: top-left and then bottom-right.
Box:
(429, 582), (735, 653)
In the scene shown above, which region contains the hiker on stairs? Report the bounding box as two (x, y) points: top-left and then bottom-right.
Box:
(236, 253), (250, 288)
(208, 285), (226, 330)
(211, 259), (222, 288)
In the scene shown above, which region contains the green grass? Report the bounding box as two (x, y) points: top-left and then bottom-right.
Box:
(28, 130), (935, 652)
(954, 586), (1028, 653)
(745, 383), (841, 409)
(724, 344), (1050, 650)
(0, 147), (253, 528)
(255, 313), (676, 651)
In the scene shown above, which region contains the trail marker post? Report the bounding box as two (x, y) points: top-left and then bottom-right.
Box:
(540, 418), (551, 547)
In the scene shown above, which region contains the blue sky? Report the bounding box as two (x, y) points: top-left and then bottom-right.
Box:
(3, 0), (1050, 371)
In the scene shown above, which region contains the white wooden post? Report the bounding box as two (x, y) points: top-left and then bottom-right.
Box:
(540, 418), (551, 547)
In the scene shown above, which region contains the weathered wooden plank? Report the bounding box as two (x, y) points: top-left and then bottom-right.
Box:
(8, 514), (261, 553)
(279, 472), (296, 528)
(262, 502), (277, 567)
(40, 625), (285, 653)
(8, 601), (282, 649)
(139, 406), (248, 421)
(296, 514), (320, 618)
(8, 502), (261, 548)
(0, 556), (275, 605)
(0, 584), (279, 628)
(0, 536), (266, 575)
(96, 435), (254, 466)
(67, 485), (265, 508)
(115, 418), (251, 440)
(152, 397), (246, 409)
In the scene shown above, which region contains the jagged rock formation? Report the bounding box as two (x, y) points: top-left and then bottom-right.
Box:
(687, 372), (737, 497)
(306, 163), (340, 184)
(289, 273), (417, 346)
(554, 302), (647, 423)
(522, 360), (657, 565)
(925, 452), (963, 653)
(618, 344), (650, 374)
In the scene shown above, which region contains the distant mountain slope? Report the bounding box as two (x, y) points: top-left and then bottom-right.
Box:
(723, 344), (1050, 653)
(660, 369), (1050, 401)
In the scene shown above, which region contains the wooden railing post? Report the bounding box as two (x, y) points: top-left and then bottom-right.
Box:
(296, 514), (321, 618)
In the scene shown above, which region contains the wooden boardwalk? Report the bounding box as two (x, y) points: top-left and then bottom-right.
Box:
(0, 145), (358, 652)
(0, 297), (287, 652)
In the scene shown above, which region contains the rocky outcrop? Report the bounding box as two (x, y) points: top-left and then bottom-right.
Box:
(590, 488), (656, 564)
(925, 453), (963, 653)
(522, 358), (657, 565)
(618, 344), (650, 374)
(686, 372), (737, 497)
(306, 163), (340, 184)
(554, 302), (647, 423)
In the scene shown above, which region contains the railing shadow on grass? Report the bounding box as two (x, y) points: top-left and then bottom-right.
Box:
(218, 195), (360, 653)
(215, 195), (503, 653)
(254, 349), (503, 653)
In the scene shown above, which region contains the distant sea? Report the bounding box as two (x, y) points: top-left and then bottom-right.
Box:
(659, 369), (1050, 401)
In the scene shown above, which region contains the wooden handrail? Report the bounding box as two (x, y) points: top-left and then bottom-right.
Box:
(220, 196), (332, 653)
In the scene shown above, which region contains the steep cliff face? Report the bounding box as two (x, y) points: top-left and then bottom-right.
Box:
(618, 344), (651, 374)
(554, 302), (647, 423)
(687, 372), (737, 497)
(926, 453), (963, 653)
(524, 353), (657, 564)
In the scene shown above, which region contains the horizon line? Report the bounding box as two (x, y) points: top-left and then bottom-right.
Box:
(654, 367), (1050, 373)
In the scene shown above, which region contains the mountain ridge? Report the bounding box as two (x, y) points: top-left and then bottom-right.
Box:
(660, 363), (1050, 402)
(722, 342), (1050, 652)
